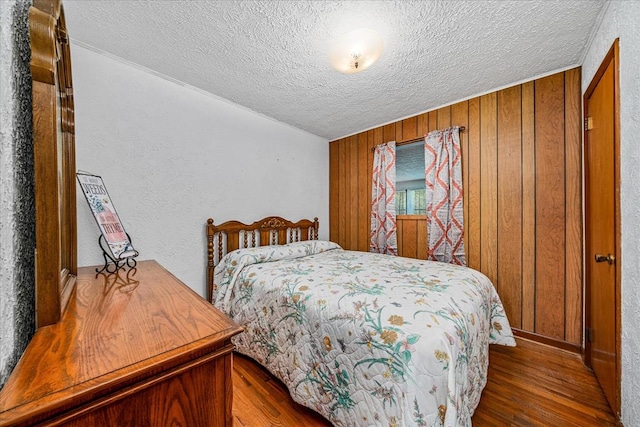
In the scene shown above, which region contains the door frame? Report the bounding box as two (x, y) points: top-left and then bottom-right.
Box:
(583, 38), (621, 417)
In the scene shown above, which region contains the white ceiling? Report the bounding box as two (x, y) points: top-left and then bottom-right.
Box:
(63, 1), (605, 141)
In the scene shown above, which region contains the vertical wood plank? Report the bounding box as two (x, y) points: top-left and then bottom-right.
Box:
(535, 73), (566, 340)
(383, 123), (396, 143)
(358, 132), (369, 252)
(327, 69), (581, 347)
(395, 121), (403, 142)
(403, 219), (418, 259)
(367, 129), (376, 183)
(329, 141), (339, 243)
(480, 93), (498, 286)
(349, 135), (358, 250)
(452, 101), (470, 261)
(369, 128), (383, 251)
(338, 139), (347, 249)
(417, 113), (428, 138)
(344, 136), (351, 249)
(416, 218), (428, 260)
(428, 111), (438, 132)
(437, 105), (452, 129)
(497, 86), (523, 328)
(397, 219), (404, 257)
(402, 116), (418, 141)
(564, 68), (582, 345)
(521, 81), (536, 332)
(467, 98), (481, 271)
(366, 130), (374, 252)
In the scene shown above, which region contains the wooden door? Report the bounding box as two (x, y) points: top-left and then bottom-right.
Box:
(584, 40), (620, 416)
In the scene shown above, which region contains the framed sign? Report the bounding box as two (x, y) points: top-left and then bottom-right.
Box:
(77, 172), (137, 261)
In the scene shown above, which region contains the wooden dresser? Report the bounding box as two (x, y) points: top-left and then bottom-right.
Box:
(0, 261), (243, 426)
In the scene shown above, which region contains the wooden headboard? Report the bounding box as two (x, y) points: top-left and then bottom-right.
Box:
(206, 216), (319, 301)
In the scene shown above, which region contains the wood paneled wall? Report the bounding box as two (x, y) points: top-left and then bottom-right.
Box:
(329, 68), (582, 346)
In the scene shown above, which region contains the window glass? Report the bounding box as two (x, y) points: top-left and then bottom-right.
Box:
(395, 142), (426, 215)
(396, 191), (407, 215)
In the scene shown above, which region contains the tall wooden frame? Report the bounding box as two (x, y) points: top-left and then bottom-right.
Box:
(29, 0), (77, 328)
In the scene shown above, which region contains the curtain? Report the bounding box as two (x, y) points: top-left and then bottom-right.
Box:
(370, 141), (398, 255)
(424, 127), (466, 265)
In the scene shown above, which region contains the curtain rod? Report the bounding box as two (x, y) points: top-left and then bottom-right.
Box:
(370, 126), (466, 152)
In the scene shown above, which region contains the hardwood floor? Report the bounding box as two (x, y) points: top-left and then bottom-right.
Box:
(474, 338), (617, 426)
(232, 337), (618, 426)
(233, 353), (331, 426)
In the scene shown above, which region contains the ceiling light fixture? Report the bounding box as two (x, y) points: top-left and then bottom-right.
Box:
(329, 29), (383, 74)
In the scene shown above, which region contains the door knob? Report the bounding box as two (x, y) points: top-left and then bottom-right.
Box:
(594, 253), (615, 265)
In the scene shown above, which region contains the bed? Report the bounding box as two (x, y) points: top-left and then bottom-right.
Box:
(207, 216), (515, 427)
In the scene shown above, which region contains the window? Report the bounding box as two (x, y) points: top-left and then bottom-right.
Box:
(396, 189), (426, 215)
(412, 189), (427, 214)
(396, 191), (407, 215)
(395, 142), (426, 215)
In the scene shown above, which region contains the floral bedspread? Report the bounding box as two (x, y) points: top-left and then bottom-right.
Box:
(213, 241), (515, 427)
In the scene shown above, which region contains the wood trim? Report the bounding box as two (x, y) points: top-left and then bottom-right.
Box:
(396, 214), (425, 220)
(512, 328), (580, 353)
(28, 7), (56, 84)
(33, 0), (62, 17)
(613, 38), (621, 422)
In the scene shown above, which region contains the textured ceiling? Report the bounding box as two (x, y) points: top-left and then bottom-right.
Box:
(63, 1), (605, 141)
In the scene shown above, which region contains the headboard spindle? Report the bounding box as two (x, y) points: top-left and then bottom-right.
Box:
(206, 216), (319, 302)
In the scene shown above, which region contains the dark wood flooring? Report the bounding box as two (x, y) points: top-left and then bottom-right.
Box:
(232, 337), (618, 426)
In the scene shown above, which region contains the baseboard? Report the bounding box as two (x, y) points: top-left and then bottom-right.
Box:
(512, 328), (582, 353)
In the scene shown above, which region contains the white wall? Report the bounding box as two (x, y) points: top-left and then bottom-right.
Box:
(581, 1), (640, 424)
(72, 45), (329, 297)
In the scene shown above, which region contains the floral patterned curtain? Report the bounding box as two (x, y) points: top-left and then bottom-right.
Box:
(424, 127), (466, 265)
(370, 141), (398, 255)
